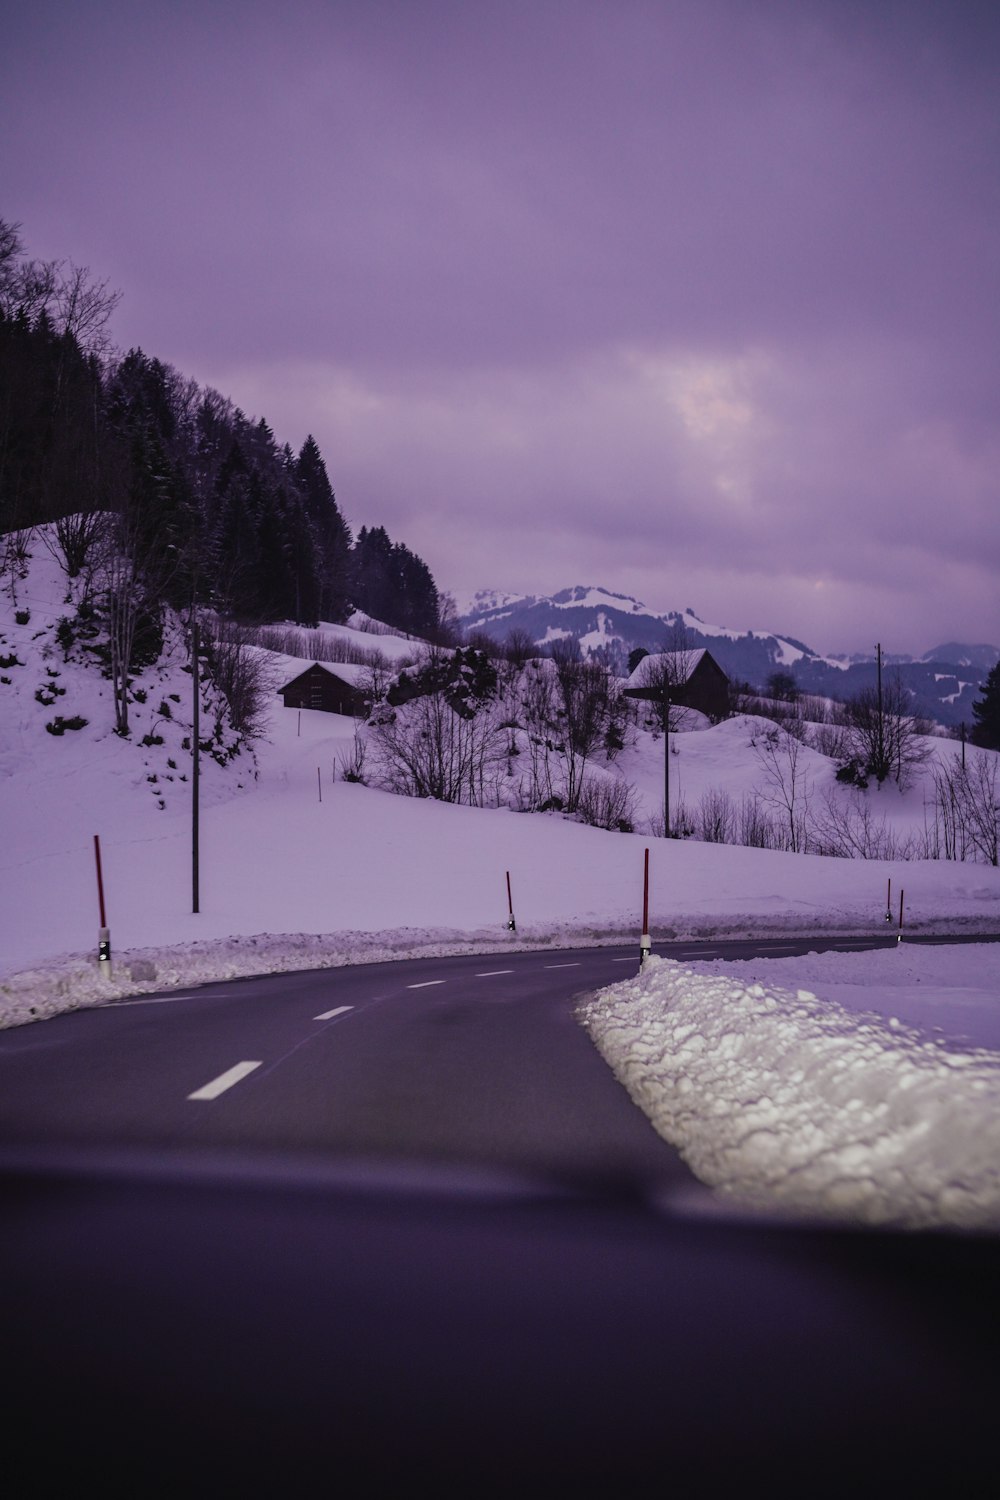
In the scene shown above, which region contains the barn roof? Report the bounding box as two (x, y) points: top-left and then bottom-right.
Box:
(625, 648), (715, 690)
(278, 661), (367, 693)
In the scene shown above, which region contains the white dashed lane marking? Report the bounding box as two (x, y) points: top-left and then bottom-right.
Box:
(407, 980), (446, 989)
(544, 963), (580, 969)
(314, 1006), (353, 1021)
(476, 970), (514, 977)
(188, 1061), (262, 1101)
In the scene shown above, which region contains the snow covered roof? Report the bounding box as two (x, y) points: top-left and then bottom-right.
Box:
(625, 649), (708, 689)
(278, 660), (369, 691)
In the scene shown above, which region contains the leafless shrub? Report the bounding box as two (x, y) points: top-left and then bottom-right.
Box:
(41, 510), (111, 580)
(0, 527), (34, 601)
(646, 797), (696, 839)
(337, 730), (369, 784)
(576, 775), (639, 832)
(502, 628), (537, 667)
(810, 791), (922, 860)
(367, 692), (507, 806)
(206, 623), (275, 739)
(697, 788), (737, 843)
(243, 623), (394, 670)
(807, 721), (852, 760)
(739, 793), (782, 849)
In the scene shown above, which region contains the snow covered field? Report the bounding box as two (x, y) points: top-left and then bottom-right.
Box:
(1, 536), (998, 1230)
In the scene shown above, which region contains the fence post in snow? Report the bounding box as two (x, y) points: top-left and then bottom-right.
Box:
(93, 834), (112, 978)
(506, 871), (516, 931)
(640, 847), (651, 968)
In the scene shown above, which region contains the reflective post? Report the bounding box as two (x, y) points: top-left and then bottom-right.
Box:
(640, 847), (651, 967)
(94, 834), (112, 977)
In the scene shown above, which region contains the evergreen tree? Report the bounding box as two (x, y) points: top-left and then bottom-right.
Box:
(351, 525), (396, 622)
(294, 435), (352, 622)
(211, 442), (261, 618)
(280, 486), (323, 625)
(970, 663), (1000, 750)
(350, 525), (441, 637)
(391, 541), (439, 635)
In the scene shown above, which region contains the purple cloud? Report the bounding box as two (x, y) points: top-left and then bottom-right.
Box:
(2, 0), (997, 653)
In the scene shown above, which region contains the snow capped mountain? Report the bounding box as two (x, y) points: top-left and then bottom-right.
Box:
(457, 585), (844, 678)
(451, 587), (535, 620)
(919, 642), (1000, 673)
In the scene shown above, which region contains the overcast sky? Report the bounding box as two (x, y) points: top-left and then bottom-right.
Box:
(3, 0), (997, 654)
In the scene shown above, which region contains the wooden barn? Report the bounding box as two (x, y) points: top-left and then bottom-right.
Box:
(278, 662), (368, 717)
(624, 648), (731, 722)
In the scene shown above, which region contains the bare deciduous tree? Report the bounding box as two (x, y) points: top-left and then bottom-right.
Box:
(929, 751), (999, 865)
(811, 790), (920, 860)
(629, 648), (700, 732)
(697, 787), (737, 844)
(844, 668), (932, 789)
(752, 724), (811, 852)
(366, 646), (507, 806)
(0, 218), (120, 356)
(550, 647), (624, 813)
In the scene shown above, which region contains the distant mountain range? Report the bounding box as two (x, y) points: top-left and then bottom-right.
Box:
(455, 586), (998, 728)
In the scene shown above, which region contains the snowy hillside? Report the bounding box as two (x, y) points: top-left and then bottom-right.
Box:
(1, 529), (997, 997)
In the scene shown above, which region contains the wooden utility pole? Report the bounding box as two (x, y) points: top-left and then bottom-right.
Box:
(192, 610), (200, 915)
(875, 641), (885, 782)
(663, 688), (670, 837)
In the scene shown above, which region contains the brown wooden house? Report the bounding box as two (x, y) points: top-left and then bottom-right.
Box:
(624, 648), (731, 722)
(278, 663), (368, 717)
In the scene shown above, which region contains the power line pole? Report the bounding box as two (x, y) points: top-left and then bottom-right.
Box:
(875, 641), (885, 781)
(192, 607), (200, 915)
(663, 686), (670, 838)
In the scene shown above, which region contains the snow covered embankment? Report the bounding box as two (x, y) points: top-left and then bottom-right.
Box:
(578, 955), (1000, 1232)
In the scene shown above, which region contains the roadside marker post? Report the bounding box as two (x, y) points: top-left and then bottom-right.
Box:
(93, 834), (112, 979)
(639, 847), (651, 969)
(885, 877), (893, 925)
(506, 870), (516, 932)
(898, 889), (905, 944)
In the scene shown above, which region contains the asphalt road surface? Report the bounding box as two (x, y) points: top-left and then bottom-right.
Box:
(3, 936), (999, 1493)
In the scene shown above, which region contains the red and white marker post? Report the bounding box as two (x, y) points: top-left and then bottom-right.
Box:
(505, 870), (516, 932)
(93, 834), (112, 978)
(639, 847), (651, 968)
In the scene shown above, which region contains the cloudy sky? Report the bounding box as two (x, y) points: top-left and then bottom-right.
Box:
(3, 0), (997, 654)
